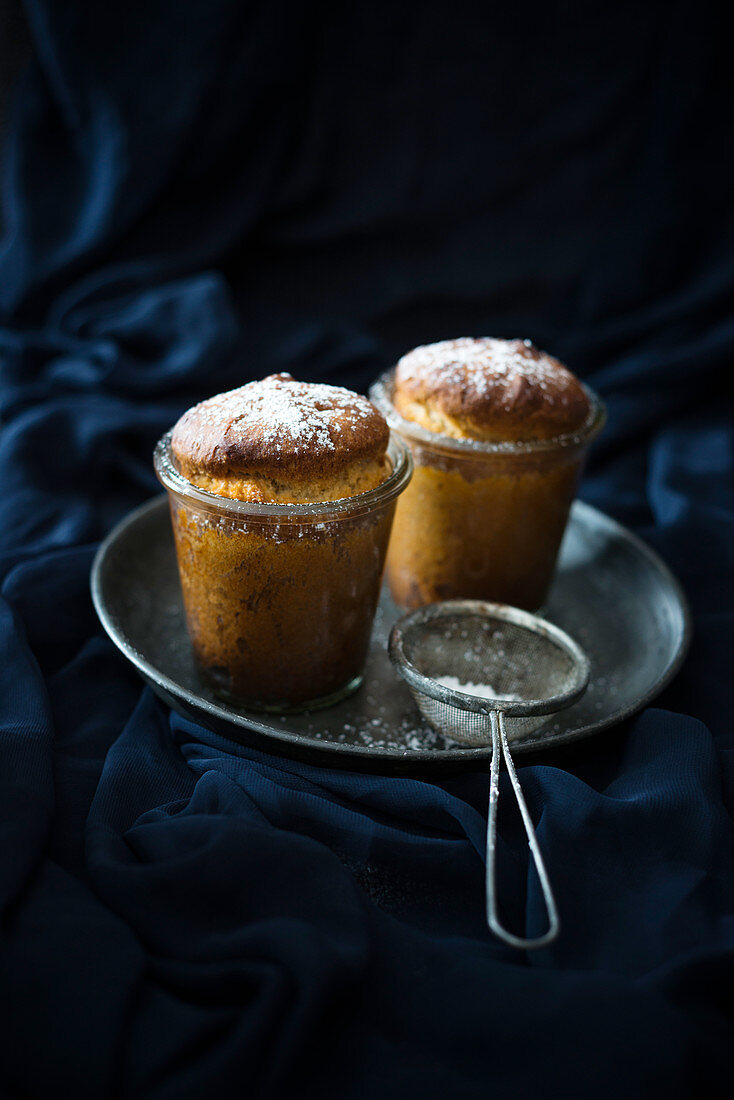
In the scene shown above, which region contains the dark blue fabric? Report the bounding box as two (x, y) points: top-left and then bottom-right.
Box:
(2, 1), (734, 1096)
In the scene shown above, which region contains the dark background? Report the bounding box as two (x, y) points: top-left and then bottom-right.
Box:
(1, 2), (733, 1097)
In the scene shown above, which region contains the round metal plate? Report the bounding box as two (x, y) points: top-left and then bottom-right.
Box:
(91, 495), (691, 772)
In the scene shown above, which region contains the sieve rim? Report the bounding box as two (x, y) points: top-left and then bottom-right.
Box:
(389, 600), (590, 717)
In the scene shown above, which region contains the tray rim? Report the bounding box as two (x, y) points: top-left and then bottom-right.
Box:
(91, 494), (692, 769)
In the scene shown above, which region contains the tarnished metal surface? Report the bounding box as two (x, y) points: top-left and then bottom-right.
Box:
(91, 495), (691, 771)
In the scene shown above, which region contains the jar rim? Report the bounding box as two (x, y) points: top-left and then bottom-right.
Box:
(153, 429), (413, 517)
(369, 369), (606, 457)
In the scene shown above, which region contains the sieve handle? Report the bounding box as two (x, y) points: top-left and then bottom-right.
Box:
(486, 710), (560, 950)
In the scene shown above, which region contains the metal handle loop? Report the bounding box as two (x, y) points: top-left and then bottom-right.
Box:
(486, 710), (560, 950)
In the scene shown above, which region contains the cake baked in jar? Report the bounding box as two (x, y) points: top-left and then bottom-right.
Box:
(370, 337), (605, 610)
(154, 373), (412, 711)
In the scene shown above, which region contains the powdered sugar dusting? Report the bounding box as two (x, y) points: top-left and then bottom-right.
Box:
(396, 337), (576, 411)
(185, 373), (382, 457)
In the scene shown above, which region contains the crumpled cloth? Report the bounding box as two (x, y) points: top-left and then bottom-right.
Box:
(2, 2), (734, 1097)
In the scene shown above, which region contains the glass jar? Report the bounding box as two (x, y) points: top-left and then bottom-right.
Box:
(370, 370), (605, 611)
(154, 431), (412, 712)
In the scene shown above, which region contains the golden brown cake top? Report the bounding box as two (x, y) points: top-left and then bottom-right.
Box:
(393, 337), (591, 443)
(170, 373), (390, 502)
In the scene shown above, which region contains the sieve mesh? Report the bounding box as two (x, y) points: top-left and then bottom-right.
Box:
(390, 601), (589, 744)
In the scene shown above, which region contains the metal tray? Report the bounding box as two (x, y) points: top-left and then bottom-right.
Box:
(91, 495), (690, 772)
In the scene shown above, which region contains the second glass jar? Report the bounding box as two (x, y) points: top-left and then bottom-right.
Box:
(370, 370), (605, 611)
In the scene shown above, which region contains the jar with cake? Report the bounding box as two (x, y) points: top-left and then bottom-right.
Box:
(155, 373), (412, 711)
(370, 338), (605, 611)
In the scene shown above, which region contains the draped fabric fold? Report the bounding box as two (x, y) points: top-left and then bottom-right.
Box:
(1, 1), (733, 1096)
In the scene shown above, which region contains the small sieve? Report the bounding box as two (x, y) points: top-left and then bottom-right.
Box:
(389, 600), (590, 950)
